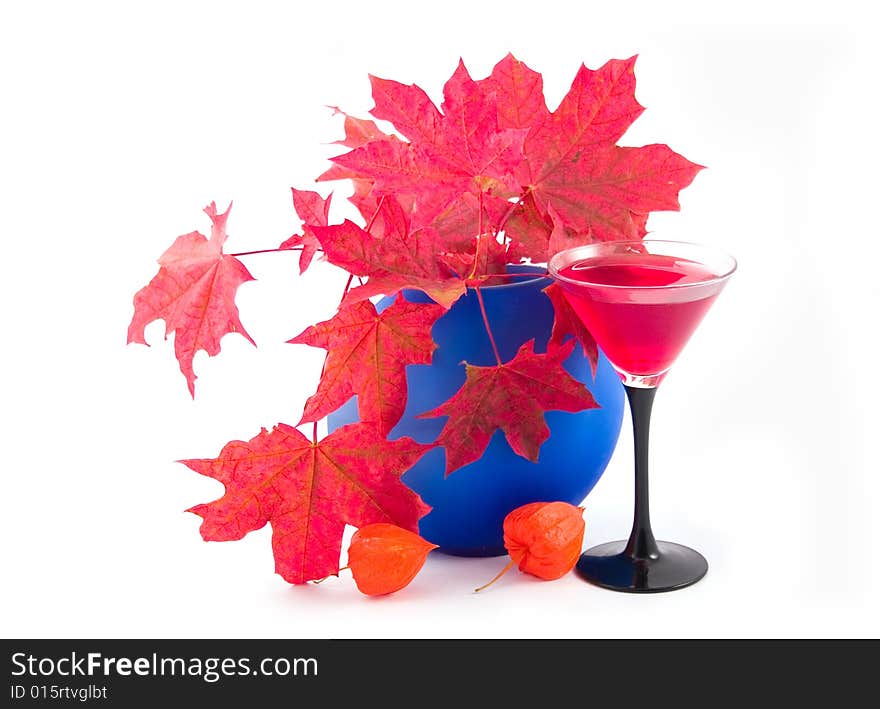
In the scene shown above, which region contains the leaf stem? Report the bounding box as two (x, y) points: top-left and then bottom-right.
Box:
(364, 195), (386, 233)
(474, 285), (502, 366)
(332, 195), (385, 299)
(474, 558), (516, 593)
(312, 421), (318, 443)
(341, 273), (355, 301)
(467, 190), (486, 282)
(493, 270), (548, 279)
(230, 246), (308, 257)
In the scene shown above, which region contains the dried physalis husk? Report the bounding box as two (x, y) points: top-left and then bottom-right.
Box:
(476, 502), (585, 592)
(348, 523), (438, 596)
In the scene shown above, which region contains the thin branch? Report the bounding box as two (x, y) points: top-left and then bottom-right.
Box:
(474, 285), (502, 366)
(230, 246), (310, 257)
(467, 190), (486, 282)
(364, 195), (386, 234)
(341, 273), (355, 301)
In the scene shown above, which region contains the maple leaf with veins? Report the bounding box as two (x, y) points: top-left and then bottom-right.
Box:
(279, 188), (333, 274)
(534, 143), (700, 242)
(503, 191), (553, 263)
(543, 283), (598, 375)
(481, 53), (701, 253)
(523, 56), (645, 181)
(290, 296), (445, 436)
(477, 52), (550, 134)
(127, 202), (255, 396)
(420, 340), (598, 475)
(183, 421), (431, 584)
(431, 191), (513, 252)
(438, 233), (509, 286)
(310, 196), (469, 309)
(318, 107), (397, 184)
(324, 61), (527, 229)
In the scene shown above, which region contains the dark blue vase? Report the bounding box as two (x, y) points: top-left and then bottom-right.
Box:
(327, 267), (624, 556)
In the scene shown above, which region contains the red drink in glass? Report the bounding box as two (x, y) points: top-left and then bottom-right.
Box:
(558, 253), (724, 384)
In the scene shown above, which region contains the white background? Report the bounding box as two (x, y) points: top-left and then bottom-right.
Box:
(1, 0), (878, 638)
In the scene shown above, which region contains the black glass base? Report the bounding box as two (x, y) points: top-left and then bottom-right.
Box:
(575, 540), (708, 593)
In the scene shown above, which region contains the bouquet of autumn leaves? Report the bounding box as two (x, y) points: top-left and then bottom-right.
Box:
(128, 54), (701, 589)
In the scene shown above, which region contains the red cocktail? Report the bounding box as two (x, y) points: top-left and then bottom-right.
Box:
(550, 240), (736, 592)
(557, 250), (727, 386)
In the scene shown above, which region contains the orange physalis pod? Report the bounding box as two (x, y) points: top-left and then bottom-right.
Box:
(475, 502), (585, 592)
(348, 523), (438, 596)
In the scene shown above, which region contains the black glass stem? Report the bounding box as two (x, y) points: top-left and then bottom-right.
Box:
(623, 386), (659, 560)
(574, 384), (709, 593)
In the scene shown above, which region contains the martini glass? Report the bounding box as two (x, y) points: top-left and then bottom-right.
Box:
(549, 240), (736, 592)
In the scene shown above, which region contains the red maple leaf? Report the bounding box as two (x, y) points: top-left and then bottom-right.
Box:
(509, 54), (701, 246)
(127, 202), (255, 396)
(184, 422), (431, 584)
(543, 282), (598, 374)
(310, 197), (469, 309)
(290, 296), (445, 436)
(476, 52), (550, 134)
(431, 191), (514, 252)
(536, 143), (699, 242)
(329, 106), (388, 148)
(319, 108), (397, 184)
(325, 61), (526, 229)
(503, 191), (553, 262)
(279, 188), (333, 274)
(420, 340), (598, 475)
(438, 233), (509, 286)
